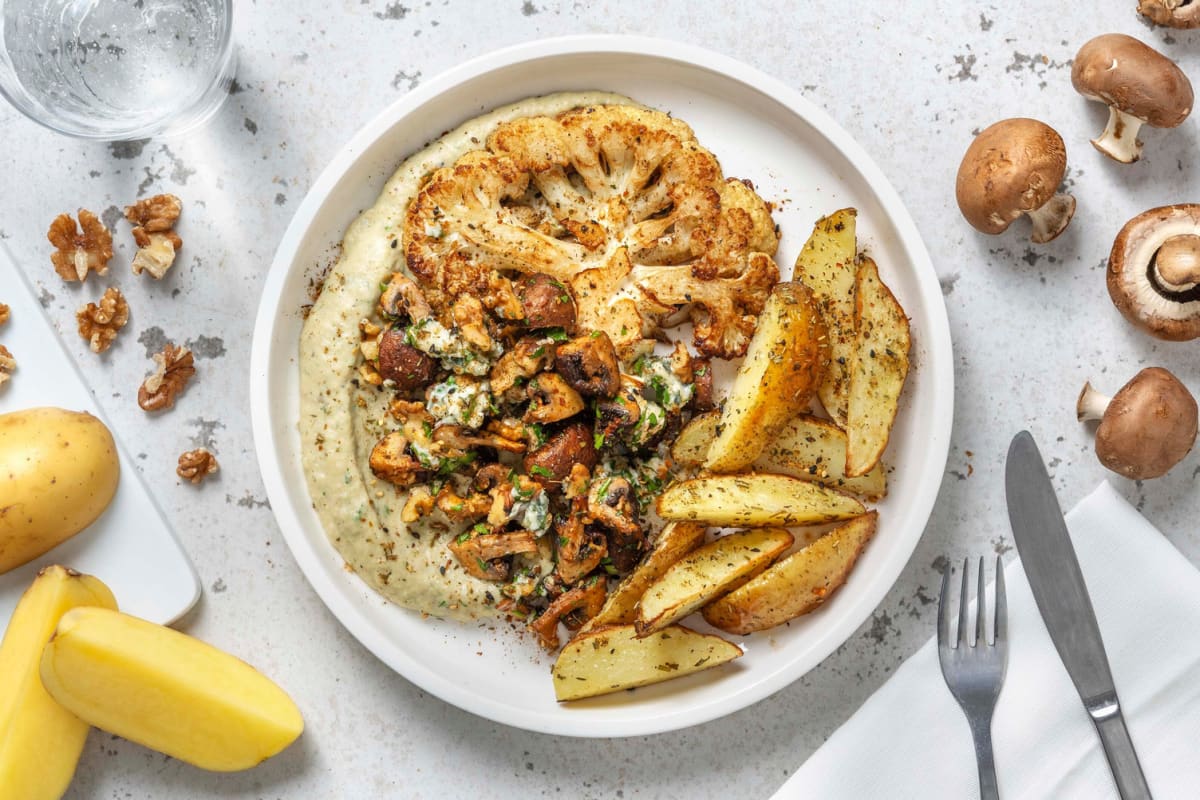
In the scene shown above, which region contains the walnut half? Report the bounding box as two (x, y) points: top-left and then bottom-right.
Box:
(126, 194), (183, 280)
(48, 210), (113, 282)
(177, 448), (219, 484)
(138, 344), (196, 411)
(0, 344), (14, 387)
(76, 287), (130, 354)
(0, 303), (10, 326)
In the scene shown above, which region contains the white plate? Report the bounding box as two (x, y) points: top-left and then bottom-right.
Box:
(250, 36), (953, 737)
(0, 244), (200, 634)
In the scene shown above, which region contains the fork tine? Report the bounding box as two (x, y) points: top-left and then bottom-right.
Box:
(976, 556), (986, 646)
(958, 557), (970, 647)
(994, 555), (1007, 644)
(937, 566), (950, 648)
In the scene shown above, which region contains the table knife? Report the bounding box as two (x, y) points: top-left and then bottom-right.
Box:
(1005, 430), (1152, 800)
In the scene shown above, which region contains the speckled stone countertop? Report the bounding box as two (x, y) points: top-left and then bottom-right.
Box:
(4, 2), (1200, 798)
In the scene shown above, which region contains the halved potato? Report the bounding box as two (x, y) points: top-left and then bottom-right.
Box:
(552, 624), (742, 702)
(703, 283), (829, 473)
(634, 528), (794, 636)
(792, 209), (857, 428)
(671, 412), (886, 500)
(580, 522), (706, 634)
(702, 512), (879, 634)
(657, 474), (865, 527)
(845, 257), (911, 477)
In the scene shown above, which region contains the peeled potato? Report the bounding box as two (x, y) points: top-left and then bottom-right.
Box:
(0, 408), (120, 574)
(0, 566), (117, 800)
(40, 608), (303, 772)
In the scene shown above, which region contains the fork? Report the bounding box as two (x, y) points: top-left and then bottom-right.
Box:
(938, 556), (1009, 800)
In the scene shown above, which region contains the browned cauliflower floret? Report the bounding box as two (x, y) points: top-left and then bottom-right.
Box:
(639, 251), (779, 358)
(403, 105), (779, 359)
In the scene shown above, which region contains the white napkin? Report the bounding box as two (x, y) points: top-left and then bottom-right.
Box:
(773, 482), (1200, 800)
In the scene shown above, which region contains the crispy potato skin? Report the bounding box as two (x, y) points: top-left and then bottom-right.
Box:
(702, 512), (878, 634)
(844, 257), (911, 477)
(703, 282), (830, 473)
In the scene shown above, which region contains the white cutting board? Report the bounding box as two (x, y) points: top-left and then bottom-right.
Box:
(0, 242), (199, 634)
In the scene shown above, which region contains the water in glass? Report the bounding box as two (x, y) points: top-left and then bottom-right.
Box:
(0, 0), (233, 139)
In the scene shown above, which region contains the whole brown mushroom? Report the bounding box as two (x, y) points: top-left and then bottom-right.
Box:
(1108, 204), (1200, 340)
(955, 118), (1076, 244)
(1138, 0), (1200, 28)
(1076, 367), (1198, 479)
(1071, 34), (1193, 163)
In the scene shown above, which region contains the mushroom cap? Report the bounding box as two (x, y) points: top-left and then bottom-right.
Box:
(955, 118), (1068, 235)
(1138, 0), (1200, 29)
(1071, 34), (1193, 128)
(1094, 367), (1197, 479)
(1108, 204), (1200, 340)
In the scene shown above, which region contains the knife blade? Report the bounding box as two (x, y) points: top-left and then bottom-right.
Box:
(1005, 430), (1152, 800)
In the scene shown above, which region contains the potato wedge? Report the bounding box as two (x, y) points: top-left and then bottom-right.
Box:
(759, 414), (887, 500)
(703, 282), (829, 473)
(845, 257), (911, 477)
(670, 412), (886, 499)
(0, 566), (117, 799)
(581, 522), (706, 634)
(792, 209), (857, 428)
(635, 528), (794, 636)
(703, 512), (879, 634)
(552, 624), (742, 702)
(657, 474), (865, 527)
(40, 608), (303, 772)
(671, 411), (720, 468)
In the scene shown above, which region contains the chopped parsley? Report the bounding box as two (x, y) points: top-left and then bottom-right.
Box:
(437, 451), (478, 475)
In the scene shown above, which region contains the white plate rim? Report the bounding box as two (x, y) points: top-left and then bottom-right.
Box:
(250, 34), (954, 737)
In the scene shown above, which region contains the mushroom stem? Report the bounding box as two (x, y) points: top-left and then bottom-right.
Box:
(1153, 233), (1200, 290)
(1026, 193), (1077, 244)
(1077, 381), (1113, 421)
(1092, 106), (1146, 163)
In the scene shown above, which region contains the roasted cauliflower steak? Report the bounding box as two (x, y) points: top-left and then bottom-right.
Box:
(403, 104), (780, 358)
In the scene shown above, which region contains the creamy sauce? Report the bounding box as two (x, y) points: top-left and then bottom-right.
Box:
(298, 91), (635, 621)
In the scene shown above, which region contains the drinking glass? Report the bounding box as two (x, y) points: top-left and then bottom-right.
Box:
(0, 0), (235, 140)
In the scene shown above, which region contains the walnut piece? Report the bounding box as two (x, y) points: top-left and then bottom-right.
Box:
(0, 344), (14, 387)
(125, 194), (182, 232)
(0, 303), (9, 326)
(126, 194), (183, 280)
(138, 344), (196, 411)
(48, 210), (113, 282)
(177, 448), (219, 484)
(76, 287), (130, 354)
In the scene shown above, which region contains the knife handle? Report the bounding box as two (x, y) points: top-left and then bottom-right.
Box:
(1090, 699), (1152, 800)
